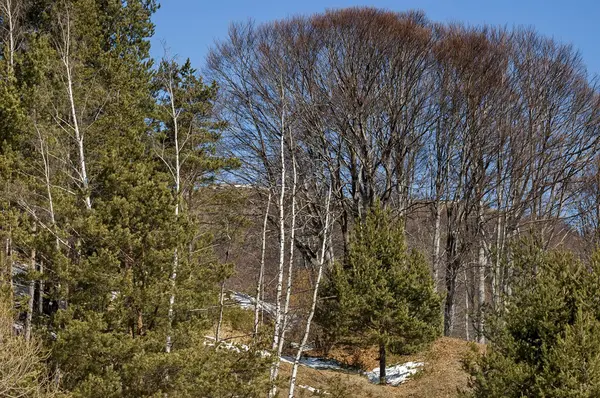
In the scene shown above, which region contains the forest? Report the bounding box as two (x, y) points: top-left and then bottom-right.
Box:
(1, 2), (600, 397)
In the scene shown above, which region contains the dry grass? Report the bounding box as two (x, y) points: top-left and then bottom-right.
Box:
(278, 337), (483, 398)
(0, 296), (62, 398)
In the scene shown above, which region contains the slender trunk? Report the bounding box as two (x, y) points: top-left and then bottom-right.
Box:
(254, 193), (272, 340)
(60, 15), (91, 210)
(25, 225), (36, 341)
(270, 100), (287, 394)
(477, 241), (486, 343)
(215, 280), (225, 342)
(273, 140), (297, 381)
(288, 187), (332, 398)
(272, 131), (286, 351)
(444, 228), (458, 336)
(476, 201), (486, 343)
(166, 75), (181, 353)
(6, 234), (12, 304)
(431, 201), (442, 291)
(36, 125), (57, 311)
(2, 0), (16, 77)
(464, 268), (470, 341)
(492, 215), (502, 308)
(38, 260), (44, 315)
(379, 341), (387, 385)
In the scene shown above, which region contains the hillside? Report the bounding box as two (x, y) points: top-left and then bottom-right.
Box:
(276, 337), (479, 398)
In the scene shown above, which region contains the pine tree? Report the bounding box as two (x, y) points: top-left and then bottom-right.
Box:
(465, 244), (600, 397)
(319, 203), (442, 384)
(0, 1), (271, 396)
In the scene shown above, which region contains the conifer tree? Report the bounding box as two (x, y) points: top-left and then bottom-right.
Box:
(465, 244), (600, 398)
(319, 203), (442, 384)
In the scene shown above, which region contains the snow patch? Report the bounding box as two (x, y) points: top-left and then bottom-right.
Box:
(203, 335), (271, 357)
(229, 291), (276, 318)
(366, 361), (424, 386)
(298, 384), (329, 395)
(281, 356), (344, 371)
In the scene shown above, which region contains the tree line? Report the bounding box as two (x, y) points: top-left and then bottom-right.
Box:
(207, 7), (600, 345)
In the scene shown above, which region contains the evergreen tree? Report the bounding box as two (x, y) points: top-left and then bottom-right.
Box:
(465, 244), (600, 397)
(0, 0), (269, 396)
(319, 203), (442, 384)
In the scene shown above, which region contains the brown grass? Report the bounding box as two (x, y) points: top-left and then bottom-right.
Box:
(278, 337), (483, 398)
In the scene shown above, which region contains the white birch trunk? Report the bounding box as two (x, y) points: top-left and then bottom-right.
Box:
(272, 134), (297, 382)
(60, 13), (91, 210)
(288, 187), (332, 398)
(166, 74), (181, 354)
(477, 203), (486, 344)
(254, 193), (272, 340)
(215, 280), (225, 342)
(269, 92), (287, 392)
(477, 241), (486, 343)
(1, 0), (16, 76)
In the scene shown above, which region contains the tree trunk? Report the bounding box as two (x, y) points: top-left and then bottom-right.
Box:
(38, 260), (44, 315)
(272, 120), (286, 352)
(288, 187), (331, 398)
(379, 341), (387, 385)
(444, 229), (458, 336)
(269, 96), (287, 395)
(464, 267), (470, 341)
(1, 0), (17, 76)
(431, 201), (442, 291)
(254, 193), (271, 340)
(25, 228), (36, 341)
(274, 140), (297, 382)
(477, 241), (486, 343)
(62, 20), (91, 210)
(215, 280), (225, 342)
(166, 71), (181, 354)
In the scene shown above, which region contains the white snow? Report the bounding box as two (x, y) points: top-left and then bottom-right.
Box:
(298, 384), (329, 395)
(280, 355), (344, 371)
(203, 335), (271, 358)
(366, 361), (424, 386)
(203, 335), (250, 353)
(229, 291), (277, 318)
(203, 330), (423, 388)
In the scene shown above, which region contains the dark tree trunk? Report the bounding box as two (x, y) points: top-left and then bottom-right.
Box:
(444, 229), (459, 336)
(379, 340), (386, 385)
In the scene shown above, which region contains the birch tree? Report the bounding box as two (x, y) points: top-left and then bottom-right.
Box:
(288, 186), (332, 398)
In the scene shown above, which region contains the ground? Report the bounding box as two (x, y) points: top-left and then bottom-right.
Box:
(277, 337), (482, 398)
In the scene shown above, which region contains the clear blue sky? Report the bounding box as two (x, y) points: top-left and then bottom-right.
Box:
(149, 0), (599, 77)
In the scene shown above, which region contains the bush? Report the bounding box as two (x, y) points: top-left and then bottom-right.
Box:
(0, 295), (62, 398)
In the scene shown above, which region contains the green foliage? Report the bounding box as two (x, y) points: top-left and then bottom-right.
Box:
(53, 314), (270, 397)
(152, 57), (239, 191)
(318, 202), (442, 361)
(464, 245), (600, 397)
(0, 1), (264, 397)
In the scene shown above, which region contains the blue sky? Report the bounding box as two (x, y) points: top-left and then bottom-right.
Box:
(149, 0), (599, 77)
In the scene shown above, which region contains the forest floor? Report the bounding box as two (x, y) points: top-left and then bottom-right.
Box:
(214, 306), (482, 397)
(277, 337), (483, 398)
